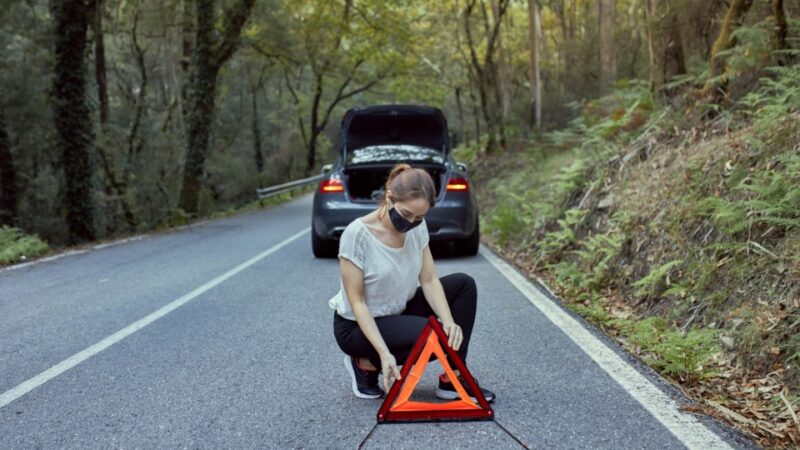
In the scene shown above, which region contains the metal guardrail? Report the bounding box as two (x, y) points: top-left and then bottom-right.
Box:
(255, 172), (327, 200)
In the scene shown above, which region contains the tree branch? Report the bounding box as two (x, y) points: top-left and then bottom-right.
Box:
(212, 0), (256, 70)
(318, 61), (387, 136)
(283, 68), (308, 149)
(249, 42), (301, 66)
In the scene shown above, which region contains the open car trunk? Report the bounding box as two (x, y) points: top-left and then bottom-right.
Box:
(342, 106), (449, 202)
(344, 164), (445, 202)
(343, 106), (448, 154)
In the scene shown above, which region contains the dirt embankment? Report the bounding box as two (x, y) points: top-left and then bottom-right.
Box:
(471, 107), (800, 447)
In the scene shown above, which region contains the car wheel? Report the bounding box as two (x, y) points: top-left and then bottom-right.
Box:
(455, 220), (480, 256)
(312, 227), (337, 258)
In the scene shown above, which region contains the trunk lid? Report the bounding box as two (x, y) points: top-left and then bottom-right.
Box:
(341, 105), (449, 163)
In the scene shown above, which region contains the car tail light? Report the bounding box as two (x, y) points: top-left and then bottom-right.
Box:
(320, 177), (344, 193)
(446, 177), (469, 192)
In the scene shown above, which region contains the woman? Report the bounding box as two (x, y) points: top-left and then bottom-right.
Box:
(330, 163), (495, 402)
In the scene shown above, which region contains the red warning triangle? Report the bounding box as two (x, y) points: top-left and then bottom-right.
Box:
(377, 316), (494, 423)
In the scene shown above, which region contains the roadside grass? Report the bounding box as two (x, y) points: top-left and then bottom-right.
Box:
(474, 70), (800, 446)
(0, 226), (50, 265)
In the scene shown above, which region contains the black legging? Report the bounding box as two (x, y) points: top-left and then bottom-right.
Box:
(333, 272), (477, 369)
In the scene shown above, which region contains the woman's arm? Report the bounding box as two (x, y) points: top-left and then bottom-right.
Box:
(418, 246), (464, 351)
(340, 257), (402, 390)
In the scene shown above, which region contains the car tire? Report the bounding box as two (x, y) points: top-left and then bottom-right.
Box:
(455, 219), (480, 256)
(312, 227), (337, 258)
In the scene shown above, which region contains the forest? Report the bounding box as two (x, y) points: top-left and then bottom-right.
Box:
(1, 0), (799, 447)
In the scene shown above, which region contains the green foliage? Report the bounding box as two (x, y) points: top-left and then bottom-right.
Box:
(695, 196), (750, 235)
(162, 208), (192, 228)
(620, 316), (668, 350)
(715, 23), (772, 77)
(539, 208), (586, 260)
(451, 136), (486, 166)
(551, 260), (582, 289)
(618, 317), (719, 383)
(0, 226), (49, 265)
(552, 158), (590, 205)
(483, 151), (572, 247)
(632, 259), (684, 298)
(647, 328), (720, 382)
(573, 81), (654, 149)
(485, 186), (529, 247)
(696, 152), (800, 237)
(740, 60), (800, 138)
(569, 296), (612, 327)
(573, 232), (624, 289)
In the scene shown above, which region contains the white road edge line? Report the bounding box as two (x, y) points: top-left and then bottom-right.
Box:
(479, 245), (732, 450)
(0, 227), (310, 410)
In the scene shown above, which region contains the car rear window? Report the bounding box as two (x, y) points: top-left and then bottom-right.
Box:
(346, 145), (444, 165)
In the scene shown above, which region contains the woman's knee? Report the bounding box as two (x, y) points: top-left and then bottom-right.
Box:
(451, 273), (476, 296)
(442, 273), (477, 308)
(443, 272), (475, 288)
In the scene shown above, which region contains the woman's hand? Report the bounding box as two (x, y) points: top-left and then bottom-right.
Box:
(442, 321), (463, 351)
(380, 353), (402, 392)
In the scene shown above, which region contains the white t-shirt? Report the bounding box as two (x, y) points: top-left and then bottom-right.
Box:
(328, 217), (430, 320)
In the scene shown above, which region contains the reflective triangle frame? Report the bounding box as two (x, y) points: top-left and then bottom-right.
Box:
(377, 316), (494, 423)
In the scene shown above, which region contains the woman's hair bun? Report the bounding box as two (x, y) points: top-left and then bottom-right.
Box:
(382, 163), (436, 208)
(386, 163), (412, 186)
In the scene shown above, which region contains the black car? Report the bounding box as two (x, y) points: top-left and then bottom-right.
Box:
(311, 104), (479, 258)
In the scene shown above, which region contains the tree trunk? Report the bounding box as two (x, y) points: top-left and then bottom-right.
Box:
(772, 0), (789, 66)
(645, 0), (687, 97)
(597, 0), (617, 94)
(463, 0), (509, 155)
(306, 74), (323, 174)
(252, 90), (264, 173)
(179, 0), (255, 214)
(554, 0), (570, 82)
(180, 0), (193, 124)
(53, 0), (95, 242)
(92, 0), (109, 125)
(96, 145), (137, 229)
(490, 0), (510, 118)
(645, 0), (657, 92)
(128, 10), (147, 158)
(455, 86), (466, 145)
(704, 0), (754, 96)
(468, 82), (481, 145)
(180, 0), (216, 214)
(0, 114), (17, 226)
(527, 0), (542, 130)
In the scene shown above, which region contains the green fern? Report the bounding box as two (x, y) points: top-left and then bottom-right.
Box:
(740, 59), (800, 136)
(647, 328), (720, 382)
(574, 232), (624, 289)
(704, 241), (749, 253)
(569, 296), (612, 327)
(632, 259), (684, 298)
(552, 158), (590, 206)
(620, 316), (668, 350)
(538, 208), (586, 259)
(550, 260), (583, 288)
(694, 151), (800, 237)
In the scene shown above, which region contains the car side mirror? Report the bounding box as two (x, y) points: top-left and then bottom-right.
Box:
(455, 162), (468, 173)
(321, 163), (333, 175)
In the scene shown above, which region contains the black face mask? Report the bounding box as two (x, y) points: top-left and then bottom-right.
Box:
(388, 203), (423, 233)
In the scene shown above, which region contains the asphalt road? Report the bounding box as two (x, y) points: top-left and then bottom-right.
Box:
(0, 194), (755, 449)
